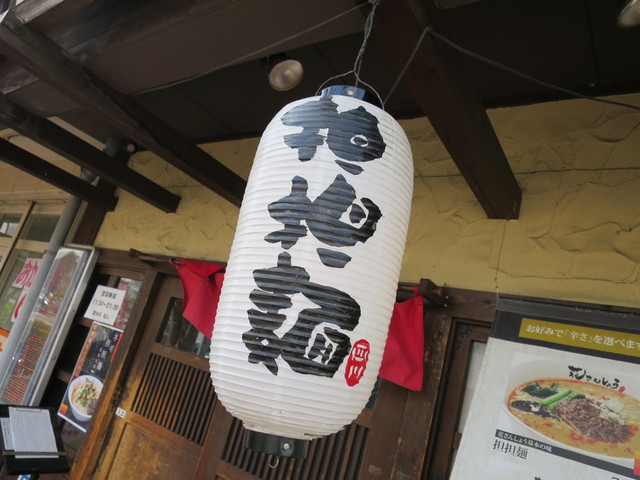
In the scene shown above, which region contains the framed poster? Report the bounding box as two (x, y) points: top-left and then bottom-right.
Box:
(0, 246), (97, 406)
(452, 297), (640, 480)
(58, 322), (122, 432)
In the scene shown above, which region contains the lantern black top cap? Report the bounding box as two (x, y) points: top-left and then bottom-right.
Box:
(320, 85), (382, 108)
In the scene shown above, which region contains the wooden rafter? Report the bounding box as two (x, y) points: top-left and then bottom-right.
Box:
(370, 0), (522, 219)
(0, 138), (118, 211)
(0, 94), (180, 213)
(0, 11), (247, 207)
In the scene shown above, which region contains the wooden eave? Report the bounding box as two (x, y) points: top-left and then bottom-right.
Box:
(0, 10), (246, 208)
(0, 0), (524, 218)
(0, 137), (118, 211)
(370, 0), (522, 219)
(0, 93), (180, 213)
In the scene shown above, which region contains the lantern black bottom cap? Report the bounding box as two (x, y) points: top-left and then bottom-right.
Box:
(244, 430), (310, 459)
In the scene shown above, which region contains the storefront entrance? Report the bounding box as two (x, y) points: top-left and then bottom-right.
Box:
(67, 250), (500, 480)
(92, 275), (213, 479)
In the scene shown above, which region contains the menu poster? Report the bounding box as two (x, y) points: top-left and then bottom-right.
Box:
(58, 322), (122, 432)
(0, 247), (96, 406)
(451, 299), (640, 480)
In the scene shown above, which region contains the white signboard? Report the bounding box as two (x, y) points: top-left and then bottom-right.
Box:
(451, 304), (640, 480)
(83, 286), (126, 326)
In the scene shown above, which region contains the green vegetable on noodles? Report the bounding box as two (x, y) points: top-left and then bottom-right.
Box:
(540, 389), (573, 408)
(522, 382), (560, 398)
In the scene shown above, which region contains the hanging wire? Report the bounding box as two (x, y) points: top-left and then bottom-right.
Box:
(426, 27), (640, 112)
(315, 0), (384, 108)
(384, 25), (430, 105)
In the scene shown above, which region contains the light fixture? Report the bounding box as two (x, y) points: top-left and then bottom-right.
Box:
(618, 0), (640, 27)
(103, 137), (137, 159)
(267, 53), (304, 91)
(210, 85), (413, 458)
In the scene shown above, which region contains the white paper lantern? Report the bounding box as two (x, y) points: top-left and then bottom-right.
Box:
(210, 86), (413, 457)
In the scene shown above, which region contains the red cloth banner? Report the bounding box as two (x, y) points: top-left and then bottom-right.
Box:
(378, 290), (425, 391)
(172, 258), (424, 390)
(171, 258), (225, 338)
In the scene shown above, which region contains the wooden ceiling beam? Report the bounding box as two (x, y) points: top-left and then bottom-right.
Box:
(370, 0), (521, 219)
(0, 138), (118, 211)
(0, 94), (181, 213)
(0, 11), (246, 207)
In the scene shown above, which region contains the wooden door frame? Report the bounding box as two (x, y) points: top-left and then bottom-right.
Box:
(70, 249), (175, 480)
(391, 288), (497, 480)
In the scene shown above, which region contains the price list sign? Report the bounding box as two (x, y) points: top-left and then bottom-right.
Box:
(2, 319), (51, 405)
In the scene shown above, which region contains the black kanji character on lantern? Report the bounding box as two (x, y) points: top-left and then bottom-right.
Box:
(265, 174), (381, 267)
(281, 96), (386, 175)
(243, 252), (360, 376)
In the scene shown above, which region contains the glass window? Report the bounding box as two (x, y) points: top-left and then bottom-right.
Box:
(158, 297), (210, 359)
(0, 203), (63, 335)
(21, 213), (60, 242)
(0, 213), (21, 238)
(113, 278), (142, 330)
(0, 250), (43, 331)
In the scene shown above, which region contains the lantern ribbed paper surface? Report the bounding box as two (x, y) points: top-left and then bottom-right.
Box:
(210, 88), (413, 445)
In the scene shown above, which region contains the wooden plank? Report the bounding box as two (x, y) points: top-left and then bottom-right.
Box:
(393, 288), (496, 479)
(0, 93), (180, 212)
(0, 11), (247, 207)
(390, 307), (452, 480)
(71, 178), (116, 244)
(358, 380), (408, 479)
(370, 0), (522, 219)
(427, 325), (489, 478)
(0, 137), (118, 210)
(194, 402), (235, 480)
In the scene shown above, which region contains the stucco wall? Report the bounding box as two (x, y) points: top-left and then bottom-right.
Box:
(0, 133), (79, 203)
(94, 94), (640, 309)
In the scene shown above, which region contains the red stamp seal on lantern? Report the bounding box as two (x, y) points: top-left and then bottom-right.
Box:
(345, 339), (370, 386)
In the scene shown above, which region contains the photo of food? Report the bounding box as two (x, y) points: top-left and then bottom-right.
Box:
(68, 374), (103, 422)
(507, 376), (640, 459)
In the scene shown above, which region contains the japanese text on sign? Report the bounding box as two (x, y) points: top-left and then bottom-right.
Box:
(83, 286), (126, 326)
(519, 318), (640, 358)
(12, 258), (41, 289)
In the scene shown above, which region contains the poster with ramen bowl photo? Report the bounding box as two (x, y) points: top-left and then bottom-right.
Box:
(451, 299), (640, 480)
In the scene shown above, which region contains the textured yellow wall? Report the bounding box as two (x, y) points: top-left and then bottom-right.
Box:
(95, 94), (640, 309)
(0, 133), (79, 202)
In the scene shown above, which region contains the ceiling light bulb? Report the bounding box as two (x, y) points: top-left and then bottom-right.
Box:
(268, 58), (304, 91)
(618, 0), (640, 27)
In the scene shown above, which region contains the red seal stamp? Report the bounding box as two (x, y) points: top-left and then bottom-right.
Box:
(345, 339), (370, 386)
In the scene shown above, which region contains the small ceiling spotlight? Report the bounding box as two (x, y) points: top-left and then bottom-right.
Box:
(618, 0), (640, 27)
(104, 137), (137, 159)
(266, 53), (304, 92)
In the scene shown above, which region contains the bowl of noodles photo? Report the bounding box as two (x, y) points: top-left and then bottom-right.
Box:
(68, 375), (103, 423)
(505, 360), (640, 460)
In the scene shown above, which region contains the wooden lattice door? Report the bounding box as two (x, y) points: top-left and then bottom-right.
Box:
(94, 275), (217, 480)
